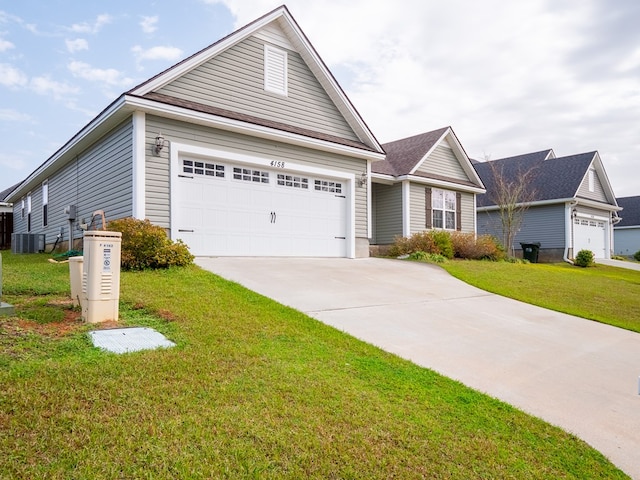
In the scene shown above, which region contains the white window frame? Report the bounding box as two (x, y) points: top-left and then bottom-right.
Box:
(432, 188), (456, 230)
(264, 44), (288, 96)
(26, 192), (32, 232)
(42, 180), (49, 227)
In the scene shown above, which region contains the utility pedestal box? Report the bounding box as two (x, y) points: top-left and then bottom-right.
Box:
(82, 231), (122, 323)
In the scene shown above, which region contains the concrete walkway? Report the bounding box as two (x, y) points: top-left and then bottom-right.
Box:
(599, 258), (640, 271)
(196, 257), (640, 478)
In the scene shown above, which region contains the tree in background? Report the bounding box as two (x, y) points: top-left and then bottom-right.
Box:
(486, 159), (539, 257)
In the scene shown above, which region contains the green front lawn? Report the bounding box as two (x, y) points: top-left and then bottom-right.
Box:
(0, 252), (629, 479)
(441, 260), (640, 333)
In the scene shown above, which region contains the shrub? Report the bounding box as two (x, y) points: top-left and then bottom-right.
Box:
(388, 230), (454, 259)
(634, 250), (640, 262)
(574, 249), (595, 268)
(108, 218), (194, 270)
(451, 232), (505, 261)
(408, 251), (447, 263)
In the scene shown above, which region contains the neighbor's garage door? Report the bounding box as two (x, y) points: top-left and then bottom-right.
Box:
(574, 217), (606, 258)
(174, 158), (348, 257)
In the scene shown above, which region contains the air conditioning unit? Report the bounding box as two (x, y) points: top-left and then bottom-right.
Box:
(11, 233), (45, 254)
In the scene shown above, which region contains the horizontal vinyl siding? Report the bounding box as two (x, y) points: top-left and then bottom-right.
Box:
(409, 183), (425, 235)
(372, 183), (402, 244)
(416, 144), (469, 182)
(577, 170), (608, 202)
(146, 115), (368, 236)
(157, 36), (359, 142)
(477, 204), (566, 249)
(614, 228), (640, 256)
(460, 192), (475, 233)
(576, 205), (611, 218)
(13, 121), (133, 243)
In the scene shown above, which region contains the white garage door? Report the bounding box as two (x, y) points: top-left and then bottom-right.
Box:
(173, 158), (348, 257)
(574, 218), (606, 258)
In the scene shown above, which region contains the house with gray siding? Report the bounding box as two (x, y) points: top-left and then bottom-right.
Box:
(370, 127), (485, 248)
(4, 6), (384, 258)
(614, 196), (640, 258)
(474, 150), (621, 261)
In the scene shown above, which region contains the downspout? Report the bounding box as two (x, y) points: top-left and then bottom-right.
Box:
(563, 201), (577, 265)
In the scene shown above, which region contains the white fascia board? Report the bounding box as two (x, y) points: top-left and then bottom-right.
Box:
(614, 225), (640, 230)
(477, 196), (623, 213)
(275, 13), (384, 154)
(477, 198), (575, 212)
(125, 95), (384, 162)
(6, 96), (129, 202)
(398, 175), (486, 194)
(370, 173), (396, 185)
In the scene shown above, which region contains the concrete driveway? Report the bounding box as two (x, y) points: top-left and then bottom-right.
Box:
(195, 257), (640, 479)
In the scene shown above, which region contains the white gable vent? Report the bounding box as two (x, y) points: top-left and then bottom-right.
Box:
(264, 44), (288, 96)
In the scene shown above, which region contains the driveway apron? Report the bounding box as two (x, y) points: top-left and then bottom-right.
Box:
(195, 257), (640, 479)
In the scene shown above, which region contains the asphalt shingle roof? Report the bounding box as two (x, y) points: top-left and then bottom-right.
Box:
(373, 127), (449, 176)
(616, 196), (640, 227)
(474, 151), (596, 207)
(0, 183), (19, 202)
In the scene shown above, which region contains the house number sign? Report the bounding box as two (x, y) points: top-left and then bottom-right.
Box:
(270, 160), (286, 169)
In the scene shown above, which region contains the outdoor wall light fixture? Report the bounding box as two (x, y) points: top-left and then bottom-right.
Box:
(154, 134), (167, 155)
(358, 171), (368, 187)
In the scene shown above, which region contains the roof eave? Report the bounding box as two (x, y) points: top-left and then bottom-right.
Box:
(398, 174), (485, 194)
(127, 95), (385, 162)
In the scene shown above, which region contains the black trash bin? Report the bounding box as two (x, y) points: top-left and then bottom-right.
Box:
(520, 242), (541, 263)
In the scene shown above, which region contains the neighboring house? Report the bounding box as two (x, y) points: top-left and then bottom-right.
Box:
(5, 6), (384, 258)
(370, 127), (486, 248)
(614, 196), (640, 257)
(0, 184), (16, 250)
(474, 150), (621, 261)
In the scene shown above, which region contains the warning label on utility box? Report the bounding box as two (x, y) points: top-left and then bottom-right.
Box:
(103, 248), (111, 273)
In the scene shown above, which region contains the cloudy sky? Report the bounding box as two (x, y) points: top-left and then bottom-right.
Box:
(1, 0), (638, 197)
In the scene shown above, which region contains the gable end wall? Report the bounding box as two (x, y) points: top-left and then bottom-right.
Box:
(416, 143), (469, 182)
(157, 35), (359, 143)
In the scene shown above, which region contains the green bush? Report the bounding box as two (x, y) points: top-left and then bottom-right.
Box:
(108, 217), (194, 270)
(388, 230), (454, 259)
(408, 251), (447, 263)
(634, 250), (640, 262)
(390, 230), (503, 261)
(451, 232), (505, 260)
(574, 249), (595, 268)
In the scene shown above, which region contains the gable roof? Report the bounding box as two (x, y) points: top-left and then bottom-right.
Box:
(474, 151), (618, 208)
(1, 183), (19, 202)
(128, 5), (382, 155)
(372, 127), (484, 191)
(616, 196), (640, 227)
(6, 6), (383, 202)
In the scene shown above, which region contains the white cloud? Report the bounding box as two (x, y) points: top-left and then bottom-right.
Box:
(0, 63), (27, 87)
(65, 38), (89, 53)
(0, 38), (14, 51)
(30, 75), (79, 99)
(67, 60), (134, 88)
(0, 108), (31, 122)
(140, 15), (159, 34)
(70, 14), (112, 34)
(131, 45), (183, 62)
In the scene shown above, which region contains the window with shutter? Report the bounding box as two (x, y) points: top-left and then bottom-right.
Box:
(264, 45), (288, 96)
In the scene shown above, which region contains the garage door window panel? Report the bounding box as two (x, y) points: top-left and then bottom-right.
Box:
(314, 180), (342, 194)
(233, 167), (270, 184)
(277, 174), (309, 189)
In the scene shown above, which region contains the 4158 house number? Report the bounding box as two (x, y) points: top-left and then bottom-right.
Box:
(270, 160), (285, 168)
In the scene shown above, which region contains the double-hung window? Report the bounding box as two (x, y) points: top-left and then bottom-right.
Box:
(432, 188), (456, 230)
(42, 180), (49, 227)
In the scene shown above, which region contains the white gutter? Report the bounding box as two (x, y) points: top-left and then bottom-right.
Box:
(478, 197), (623, 213)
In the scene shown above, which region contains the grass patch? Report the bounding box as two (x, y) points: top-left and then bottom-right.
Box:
(0, 251), (628, 478)
(440, 260), (640, 333)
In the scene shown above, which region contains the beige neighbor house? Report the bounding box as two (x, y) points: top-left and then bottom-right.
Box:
(4, 6), (384, 258)
(370, 127), (486, 251)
